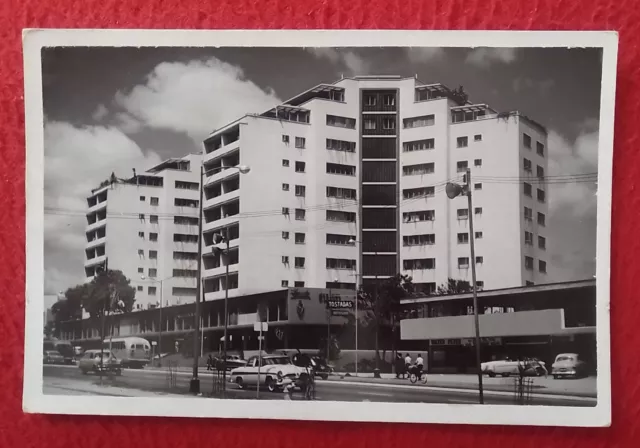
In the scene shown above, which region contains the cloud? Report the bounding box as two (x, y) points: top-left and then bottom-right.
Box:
(306, 48), (371, 75)
(406, 48), (446, 63)
(44, 121), (162, 294)
(466, 48), (518, 68)
(113, 58), (281, 143)
(91, 104), (109, 121)
(513, 77), (555, 94)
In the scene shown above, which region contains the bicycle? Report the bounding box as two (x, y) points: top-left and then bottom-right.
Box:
(301, 365), (316, 400)
(408, 364), (428, 384)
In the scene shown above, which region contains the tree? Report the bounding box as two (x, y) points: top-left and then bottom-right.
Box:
(435, 278), (472, 296)
(357, 274), (414, 370)
(84, 269), (135, 319)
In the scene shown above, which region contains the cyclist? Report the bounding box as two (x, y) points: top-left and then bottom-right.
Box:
(415, 353), (424, 380)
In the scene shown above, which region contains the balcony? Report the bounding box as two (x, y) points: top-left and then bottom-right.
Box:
(87, 198), (107, 214)
(85, 235), (106, 250)
(202, 258), (239, 280)
(84, 253), (106, 268)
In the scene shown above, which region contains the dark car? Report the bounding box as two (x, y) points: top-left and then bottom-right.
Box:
(291, 352), (333, 380)
(43, 350), (65, 365)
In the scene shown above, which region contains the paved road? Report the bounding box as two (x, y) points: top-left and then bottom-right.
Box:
(43, 365), (595, 406)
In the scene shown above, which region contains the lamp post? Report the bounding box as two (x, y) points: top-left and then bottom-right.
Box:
(211, 226), (231, 396)
(446, 168), (484, 404)
(348, 239), (361, 377)
(141, 274), (174, 366)
(326, 278), (338, 361)
(189, 163), (250, 395)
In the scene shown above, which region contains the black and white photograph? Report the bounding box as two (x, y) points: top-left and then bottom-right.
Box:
(23, 30), (617, 427)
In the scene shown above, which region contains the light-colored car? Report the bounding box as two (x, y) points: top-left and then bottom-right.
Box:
(229, 354), (307, 392)
(481, 357), (547, 377)
(551, 353), (587, 379)
(78, 349), (122, 376)
(43, 350), (65, 365)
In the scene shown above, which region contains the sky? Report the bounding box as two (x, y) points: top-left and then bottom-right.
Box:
(41, 46), (602, 302)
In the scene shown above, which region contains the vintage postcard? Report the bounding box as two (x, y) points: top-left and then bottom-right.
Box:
(23, 29), (617, 427)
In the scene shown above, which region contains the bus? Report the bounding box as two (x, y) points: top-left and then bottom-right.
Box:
(102, 337), (151, 368)
(43, 339), (76, 364)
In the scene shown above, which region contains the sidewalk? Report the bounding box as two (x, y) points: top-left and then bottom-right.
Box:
(325, 372), (598, 398)
(43, 376), (190, 398)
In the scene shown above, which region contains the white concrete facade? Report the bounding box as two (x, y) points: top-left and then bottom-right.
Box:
(201, 76), (550, 300)
(84, 154), (202, 309)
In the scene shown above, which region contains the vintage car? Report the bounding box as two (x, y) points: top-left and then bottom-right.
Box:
(43, 350), (65, 365)
(78, 349), (122, 376)
(291, 352), (334, 380)
(229, 354), (307, 392)
(551, 353), (588, 379)
(209, 354), (248, 371)
(481, 356), (548, 377)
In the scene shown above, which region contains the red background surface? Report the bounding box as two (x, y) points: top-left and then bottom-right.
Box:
(0, 0), (638, 446)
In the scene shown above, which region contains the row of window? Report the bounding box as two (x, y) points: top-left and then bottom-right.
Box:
(524, 231), (547, 249)
(523, 134), (545, 156)
(403, 257), (486, 271)
(281, 208), (357, 223)
(525, 256), (547, 273)
(524, 207), (546, 226)
(364, 94), (396, 107)
(456, 135), (483, 148)
(139, 214), (200, 224)
(523, 158), (545, 177)
(281, 280), (306, 287)
(282, 135), (307, 149)
(524, 183), (546, 202)
(135, 285), (198, 295)
(281, 232), (356, 246)
(136, 250), (199, 261)
(139, 196), (198, 208)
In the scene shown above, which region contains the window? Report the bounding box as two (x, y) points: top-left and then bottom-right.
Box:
(524, 183), (532, 197)
(457, 136), (468, 148)
(149, 268), (157, 277)
(295, 137), (306, 149)
(294, 281), (305, 287)
(175, 181), (199, 191)
(525, 231), (533, 245)
(282, 207), (290, 215)
(537, 141), (545, 156)
(382, 118), (395, 130)
(137, 286), (143, 291)
(403, 210), (435, 222)
(474, 183), (482, 190)
(326, 234), (354, 245)
(326, 210), (356, 222)
(295, 209), (306, 221)
(282, 135), (289, 143)
(282, 183), (290, 191)
(476, 256), (484, 264)
(476, 281), (485, 289)
(538, 236), (546, 250)
(364, 119), (376, 130)
(403, 187), (434, 199)
(539, 260), (547, 273)
(138, 249), (144, 257)
(403, 234), (435, 246)
(326, 186), (357, 200)
(403, 138), (435, 152)
(149, 250), (158, 259)
(282, 159), (290, 167)
(524, 207), (533, 221)
(475, 207), (483, 215)
(140, 196), (145, 202)
(326, 138), (356, 152)
(148, 286), (157, 295)
(174, 216), (199, 226)
(403, 163), (435, 176)
(364, 95), (376, 106)
(282, 231), (289, 240)
(150, 215), (159, 224)
(281, 280), (289, 287)
(282, 256), (289, 264)
(326, 114), (356, 129)
(175, 198), (198, 208)
(523, 158), (532, 172)
(525, 256), (534, 270)
(404, 258), (436, 270)
(403, 114), (435, 129)
(295, 233), (306, 244)
(149, 233), (158, 242)
(474, 159), (482, 167)
(326, 163), (356, 176)
(474, 134), (482, 142)
(139, 214), (145, 221)
(458, 257), (470, 268)
(538, 212), (546, 227)
(526, 281), (535, 286)
(326, 258), (357, 270)
(475, 231), (483, 239)
(138, 231), (145, 238)
(457, 161), (468, 172)
(295, 161), (306, 172)
(523, 133), (532, 148)
(537, 188), (546, 203)
(295, 185), (306, 197)
(295, 257), (305, 268)
(458, 233), (469, 244)
(383, 94), (395, 106)
(457, 209), (469, 220)
(173, 251), (198, 260)
(173, 234), (198, 243)
(137, 267), (144, 273)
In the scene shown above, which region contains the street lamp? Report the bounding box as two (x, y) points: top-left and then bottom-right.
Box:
(327, 277), (338, 361)
(446, 168), (484, 405)
(190, 163), (250, 395)
(211, 227), (231, 395)
(140, 274), (174, 366)
(348, 238), (361, 377)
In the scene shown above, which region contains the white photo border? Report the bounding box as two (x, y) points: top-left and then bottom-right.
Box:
(23, 29), (617, 427)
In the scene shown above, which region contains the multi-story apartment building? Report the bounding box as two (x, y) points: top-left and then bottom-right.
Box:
(84, 154), (202, 309)
(201, 75), (549, 301)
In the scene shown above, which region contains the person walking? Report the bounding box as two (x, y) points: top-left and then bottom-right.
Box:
(395, 353), (405, 379)
(404, 353), (412, 376)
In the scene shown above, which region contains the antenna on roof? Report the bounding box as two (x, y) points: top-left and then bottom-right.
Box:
(415, 73), (418, 79)
(341, 73), (344, 79)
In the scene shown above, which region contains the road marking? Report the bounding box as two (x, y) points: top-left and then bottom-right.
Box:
(357, 391), (394, 397)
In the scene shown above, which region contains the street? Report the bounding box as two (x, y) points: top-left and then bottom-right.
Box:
(43, 365), (596, 406)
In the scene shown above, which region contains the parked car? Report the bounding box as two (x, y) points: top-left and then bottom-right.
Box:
(551, 353), (588, 379)
(229, 354), (307, 392)
(78, 349), (122, 376)
(481, 357), (548, 377)
(43, 350), (65, 365)
(211, 354), (247, 371)
(291, 352), (334, 380)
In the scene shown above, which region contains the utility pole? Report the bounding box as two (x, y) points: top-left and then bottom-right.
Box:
(326, 287), (332, 360)
(221, 225), (230, 397)
(465, 168), (484, 405)
(189, 164), (205, 395)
